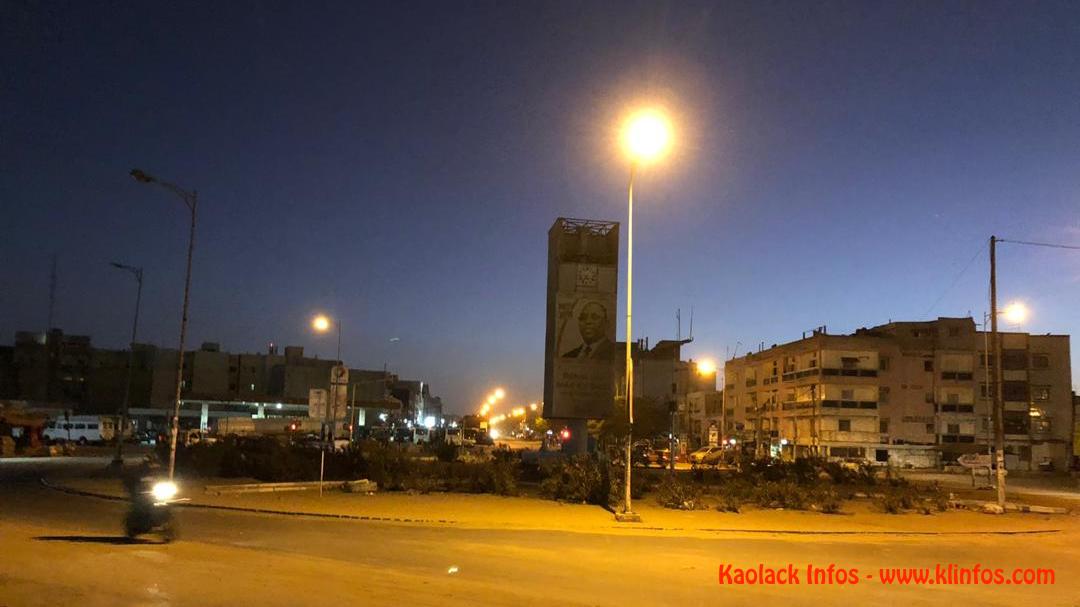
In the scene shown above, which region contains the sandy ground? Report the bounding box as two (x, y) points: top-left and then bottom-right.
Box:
(3, 459), (1079, 606)
(0, 519), (557, 607)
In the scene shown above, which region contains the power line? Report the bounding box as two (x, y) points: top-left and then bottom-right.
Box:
(924, 240), (986, 317)
(998, 238), (1080, 251)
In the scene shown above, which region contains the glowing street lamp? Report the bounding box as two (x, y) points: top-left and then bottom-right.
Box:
(617, 108), (673, 523)
(696, 359), (717, 376)
(311, 314), (341, 362)
(1003, 301), (1028, 325)
(494, 388), (506, 400)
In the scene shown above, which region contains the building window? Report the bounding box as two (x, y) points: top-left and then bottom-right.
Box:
(980, 383), (996, 398)
(925, 423), (935, 434)
(879, 356), (890, 371)
(1002, 381), (1028, 402)
(980, 354), (995, 368)
(1032, 354), (1049, 369)
(947, 423), (960, 435)
(838, 419), (851, 432)
(924, 392), (934, 404)
(879, 386), (890, 403)
(841, 357), (858, 370)
(1001, 350), (1028, 370)
(1032, 386), (1050, 402)
(1004, 411), (1030, 435)
(879, 420), (889, 433)
(923, 360), (933, 372)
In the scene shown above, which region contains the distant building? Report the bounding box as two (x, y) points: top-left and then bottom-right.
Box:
(724, 318), (1073, 470)
(613, 338), (719, 450)
(0, 331), (442, 432)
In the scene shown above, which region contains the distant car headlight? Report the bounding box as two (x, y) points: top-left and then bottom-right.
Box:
(151, 481), (178, 502)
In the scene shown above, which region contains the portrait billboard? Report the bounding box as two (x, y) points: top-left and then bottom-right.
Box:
(543, 218), (619, 419)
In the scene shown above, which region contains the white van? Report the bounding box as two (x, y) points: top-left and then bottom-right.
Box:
(43, 416), (116, 445)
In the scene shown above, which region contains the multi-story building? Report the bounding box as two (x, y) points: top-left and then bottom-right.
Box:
(724, 318), (1072, 470)
(613, 338), (720, 450)
(0, 331), (441, 432)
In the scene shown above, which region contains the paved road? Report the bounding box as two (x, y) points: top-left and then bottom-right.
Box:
(1, 458), (1077, 606)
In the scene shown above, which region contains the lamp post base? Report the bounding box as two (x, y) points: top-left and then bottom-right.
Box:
(614, 510), (642, 523)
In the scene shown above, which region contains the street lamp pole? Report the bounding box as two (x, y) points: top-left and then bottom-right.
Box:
(110, 262), (143, 467)
(130, 169), (197, 481)
(622, 163), (637, 519)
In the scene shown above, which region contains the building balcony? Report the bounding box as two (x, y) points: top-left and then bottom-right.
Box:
(819, 430), (880, 443)
(821, 368), (878, 378)
(820, 400), (877, 410)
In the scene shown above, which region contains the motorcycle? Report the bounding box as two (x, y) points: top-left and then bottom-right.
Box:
(124, 477), (181, 542)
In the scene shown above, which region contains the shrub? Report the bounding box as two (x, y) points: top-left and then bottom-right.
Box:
(753, 480), (808, 510)
(813, 488), (843, 514)
(714, 492), (742, 513)
(655, 474), (703, 510)
(539, 455), (605, 504)
(433, 442), (459, 463)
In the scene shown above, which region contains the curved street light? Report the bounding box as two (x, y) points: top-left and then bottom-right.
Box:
(130, 168), (197, 481)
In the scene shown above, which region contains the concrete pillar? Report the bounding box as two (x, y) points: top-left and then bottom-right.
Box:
(199, 403), (209, 432)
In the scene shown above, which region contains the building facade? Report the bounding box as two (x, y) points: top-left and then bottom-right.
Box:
(723, 318), (1072, 470)
(0, 331), (440, 431)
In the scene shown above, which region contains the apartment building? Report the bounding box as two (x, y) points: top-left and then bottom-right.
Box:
(723, 318), (1072, 470)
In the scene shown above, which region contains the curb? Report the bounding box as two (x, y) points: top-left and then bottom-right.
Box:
(38, 478), (1065, 537)
(39, 478), (459, 526)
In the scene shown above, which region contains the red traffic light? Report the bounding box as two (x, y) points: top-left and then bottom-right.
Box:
(560, 428), (571, 441)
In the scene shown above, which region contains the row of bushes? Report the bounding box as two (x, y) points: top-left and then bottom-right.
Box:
(533, 455), (948, 514)
(168, 437), (520, 495)
(170, 440), (948, 513)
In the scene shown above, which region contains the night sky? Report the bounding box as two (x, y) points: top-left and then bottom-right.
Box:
(3, 1), (1080, 412)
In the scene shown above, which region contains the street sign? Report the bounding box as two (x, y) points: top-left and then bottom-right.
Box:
(708, 425), (719, 447)
(308, 389), (328, 420)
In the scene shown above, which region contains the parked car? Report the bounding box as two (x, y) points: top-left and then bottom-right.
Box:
(689, 446), (723, 468)
(185, 430), (218, 446)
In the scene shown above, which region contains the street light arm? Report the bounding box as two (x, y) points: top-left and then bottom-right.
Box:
(130, 168), (196, 210)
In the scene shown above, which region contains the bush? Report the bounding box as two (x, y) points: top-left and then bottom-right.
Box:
(360, 442), (415, 491)
(714, 492), (742, 513)
(876, 483), (924, 514)
(539, 455), (605, 504)
(753, 480), (808, 510)
(433, 442), (459, 463)
(654, 475), (703, 510)
(813, 488), (844, 514)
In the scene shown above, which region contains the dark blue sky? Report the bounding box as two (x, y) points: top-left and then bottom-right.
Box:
(3, 1), (1079, 412)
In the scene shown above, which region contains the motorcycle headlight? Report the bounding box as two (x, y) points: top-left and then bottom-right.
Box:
(151, 481), (178, 502)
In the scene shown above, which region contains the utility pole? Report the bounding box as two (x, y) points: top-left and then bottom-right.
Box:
(110, 262), (143, 467)
(989, 236), (1007, 508)
(47, 254), (57, 333)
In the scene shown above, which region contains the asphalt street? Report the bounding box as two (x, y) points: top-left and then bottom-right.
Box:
(1, 458), (1077, 606)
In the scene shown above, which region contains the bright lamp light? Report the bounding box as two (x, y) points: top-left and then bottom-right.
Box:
(1003, 302), (1028, 325)
(312, 315), (331, 332)
(623, 110), (672, 163)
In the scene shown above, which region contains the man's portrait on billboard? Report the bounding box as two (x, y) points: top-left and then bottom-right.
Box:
(560, 299), (615, 360)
